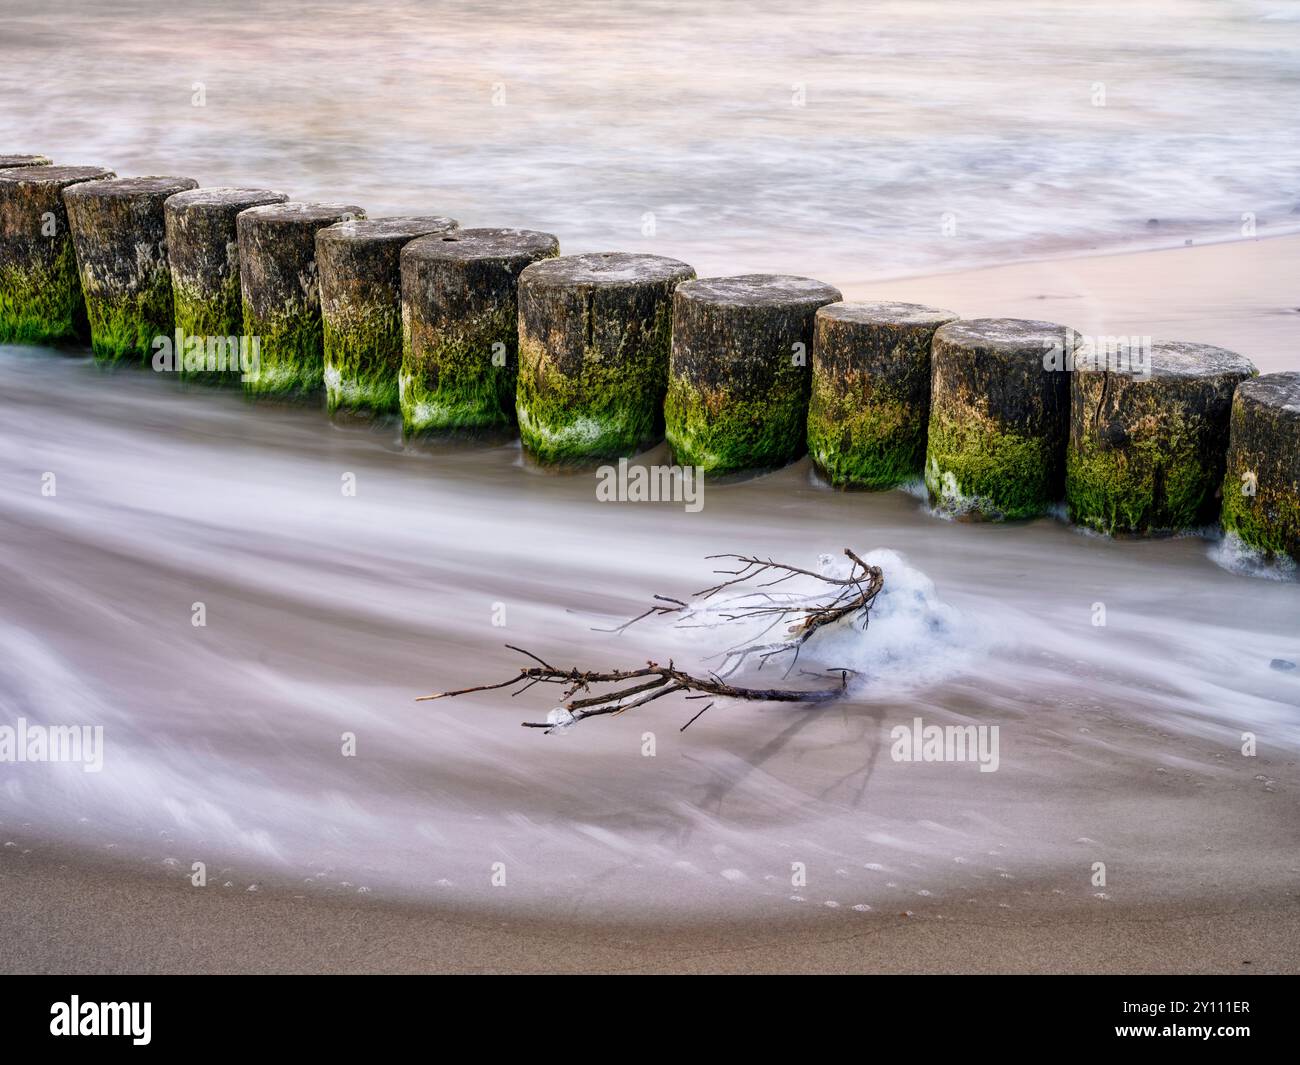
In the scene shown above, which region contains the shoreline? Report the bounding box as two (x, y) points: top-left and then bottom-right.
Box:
(841, 232), (1300, 376)
(3, 841), (1297, 974)
(840, 224), (1300, 292)
(3, 232), (1298, 974)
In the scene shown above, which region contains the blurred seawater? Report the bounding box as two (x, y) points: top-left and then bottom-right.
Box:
(2, 0), (1298, 281)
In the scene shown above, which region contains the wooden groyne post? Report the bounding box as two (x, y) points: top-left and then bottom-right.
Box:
(808, 300), (957, 490)
(1066, 341), (1255, 535)
(163, 187), (289, 381)
(665, 274), (841, 475)
(64, 175), (199, 360)
(317, 215), (459, 414)
(236, 201), (366, 397)
(0, 165), (115, 344)
(925, 318), (1071, 521)
(1220, 371), (1300, 565)
(0, 148), (1294, 576)
(399, 227), (558, 434)
(517, 252), (695, 463)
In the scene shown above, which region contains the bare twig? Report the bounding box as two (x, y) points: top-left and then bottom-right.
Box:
(622, 548), (885, 678)
(419, 548), (881, 733)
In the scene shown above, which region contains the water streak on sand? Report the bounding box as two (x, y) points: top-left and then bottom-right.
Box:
(1, 347), (1297, 916)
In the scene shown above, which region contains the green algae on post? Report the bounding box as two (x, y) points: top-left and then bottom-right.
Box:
(807, 300), (958, 490)
(925, 318), (1070, 520)
(1220, 371), (1300, 565)
(163, 187), (289, 383)
(317, 215), (459, 415)
(1067, 342), (1255, 536)
(0, 155), (52, 169)
(237, 201), (367, 399)
(665, 274), (841, 476)
(64, 175), (199, 360)
(517, 252), (695, 463)
(400, 227), (559, 434)
(0, 165), (115, 344)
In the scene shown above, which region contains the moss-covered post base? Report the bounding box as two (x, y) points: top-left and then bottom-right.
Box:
(0, 155), (52, 169)
(64, 176), (199, 360)
(318, 215), (458, 415)
(399, 228), (559, 435)
(808, 300), (958, 490)
(924, 318), (1070, 520)
(517, 252), (695, 463)
(163, 187), (289, 384)
(665, 274), (841, 476)
(1067, 342), (1256, 535)
(0, 165), (115, 344)
(1220, 371), (1300, 566)
(236, 201), (366, 399)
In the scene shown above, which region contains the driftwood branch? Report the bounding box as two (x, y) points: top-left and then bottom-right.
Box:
(418, 658), (849, 731)
(602, 547), (884, 679)
(418, 548), (883, 733)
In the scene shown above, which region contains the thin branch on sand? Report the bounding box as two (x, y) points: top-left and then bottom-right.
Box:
(418, 548), (883, 733)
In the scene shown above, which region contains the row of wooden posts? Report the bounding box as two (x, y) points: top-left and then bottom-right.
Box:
(0, 156), (1296, 565)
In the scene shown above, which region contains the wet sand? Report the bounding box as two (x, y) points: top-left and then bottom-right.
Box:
(4, 843), (1297, 974)
(2, 234), (1298, 974)
(846, 233), (1300, 376)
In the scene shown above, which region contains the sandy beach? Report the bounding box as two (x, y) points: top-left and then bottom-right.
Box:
(4, 843), (1298, 974)
(847, 232), (1300, 376)
(2, 232), (1297, 975)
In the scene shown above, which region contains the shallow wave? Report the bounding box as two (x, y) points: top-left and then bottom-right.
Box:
(2, 348), (1297, 916)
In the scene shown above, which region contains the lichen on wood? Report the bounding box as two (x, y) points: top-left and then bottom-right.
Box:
(1220, 371), (1300, 564)
(64, 175), (199, 360)
(516, 252), (695, 463)
(807, 300), (958, 490)
(925, 318), (1071, 520)
(1066, 342), (1255, 535)
(665, 274), (842, 475)
(0, 165), (115, 343)
(164, 187), (289, 382)
(400, 227), (559, 434)
(318, 215), (459, 414)
(237, 200), (367, 398)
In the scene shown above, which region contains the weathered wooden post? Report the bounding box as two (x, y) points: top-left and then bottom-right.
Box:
(516, 252), (695, 463)
(1067, 341), (1255, 535)
(807, 300), (958, 489)
(400, 227), (559, 434)
(163, 187), (289, 382)
(317, 215), (458, 414)
(236, 201), (366, 398)
(63, 175), (199, 359)
(0, 165), (115, 344)
(665, 274), (842, 475)
(1220, 371), (1300, 565)
(0, 155), (51, 169)
(925, 318), (1071, 520)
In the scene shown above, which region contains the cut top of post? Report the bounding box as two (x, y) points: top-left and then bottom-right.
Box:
(318, 215), (458, 247)
(676, 273), (842, 310)
(0, 165), (114, 188)
(519, 252), (695, 291)
(63, 175), (198, 202)
(165, 187), (289, 213)
(1073, 339), (1256, 380)
(1237, 370), (1300, 413)
(0, 154), (52, 168)
(818, 300), (958, 328)
(238, 201), (366, 226)
(402, 227), (560, 266)
(933, 317), (1070, 360)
